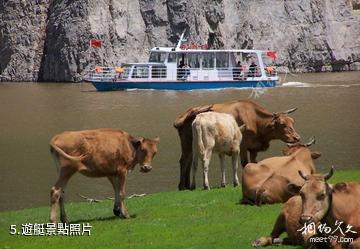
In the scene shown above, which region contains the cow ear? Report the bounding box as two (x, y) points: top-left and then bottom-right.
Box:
(311, 151), (321, 159)
(333, 182), (347, 192)
(153, 136), (160, 144)
(267, 114), (277, 129)
(132, 137), (144, 149)
(287, 183), (301, 195)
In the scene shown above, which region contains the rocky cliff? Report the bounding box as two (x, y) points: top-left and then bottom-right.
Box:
(0, 0), (359, 82)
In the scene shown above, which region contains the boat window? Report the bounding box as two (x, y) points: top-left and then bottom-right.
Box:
(216, 52), (229, 69)
(187, 53), (200, 68)
(152, 66), (167, 78)
(123, 66), (131, 78)
(177, 53), (186, 67)
(202, 52), (215, 69)
(149, 52), (167, 63)
(131, 66), (149, 78)
(168, 53), (177, 63)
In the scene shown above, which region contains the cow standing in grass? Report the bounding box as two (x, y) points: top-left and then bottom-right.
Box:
(174, 99), (301, 190)
(191, 112), (244, 190)
(49, 128), (160, 223)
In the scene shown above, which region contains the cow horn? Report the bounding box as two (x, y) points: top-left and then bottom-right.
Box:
(282, 107), (297, 114)
(287, 142), (297, 147)
(298, 170), (309, 180)
(324, 166), (335, 181)
(305, 136), (316, 147)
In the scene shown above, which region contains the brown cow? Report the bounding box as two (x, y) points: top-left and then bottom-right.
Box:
(49, 128), (160, 223)
(174, 99), (301, 190)
(253, 168), (360, 248)
(241, 138), (321, 205)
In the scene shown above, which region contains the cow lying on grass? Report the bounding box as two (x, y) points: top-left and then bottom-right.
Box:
(49, 128), (160, 223)
(191, 112), (245, 190)
(253, 167), (360, 248)
(241, 138), (321, 205)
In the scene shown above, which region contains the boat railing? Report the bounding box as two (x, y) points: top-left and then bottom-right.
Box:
(84, 65), (278, 82)
(179, 65), (277, 80)
(84, 67), (129, 81)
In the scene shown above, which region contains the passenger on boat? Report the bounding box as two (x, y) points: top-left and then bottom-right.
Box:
(248, 61), (258, 77)
(95, 65), (103, 73)
(177, 60), (185, 80)
(265, 65), (276, 76)
(184, 63), (191, 80)
(233, 61), (242, 80)
(115, 66), (124, 79)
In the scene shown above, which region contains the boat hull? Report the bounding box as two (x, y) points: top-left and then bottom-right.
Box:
(89, 80), (277, 91)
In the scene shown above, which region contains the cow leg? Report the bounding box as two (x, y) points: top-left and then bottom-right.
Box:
(59, 191), (67, 223)
(219, 153), (226, 188)
(240, 145), (249, 167)
(249, 150), (258, 163)
(179, 151), (192, 190)
(118, 170), (129, 218)
(50, 167), (75, 223)
(252, 212), (286, 247)
(202, 149), (212, 190)
(191, 151), (198, 190)
(231, 152), (240, 187)
(108, 174), (129, 219)
(108, 176), (121, 217)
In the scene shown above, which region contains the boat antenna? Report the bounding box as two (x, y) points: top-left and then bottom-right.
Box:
(175, 30), (187, 51)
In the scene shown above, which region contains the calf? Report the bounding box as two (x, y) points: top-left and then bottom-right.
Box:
(49, 128), (159, 223)
(191, 112), (244, 190)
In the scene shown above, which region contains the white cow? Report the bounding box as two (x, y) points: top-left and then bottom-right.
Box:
(191, 112), (244, 190)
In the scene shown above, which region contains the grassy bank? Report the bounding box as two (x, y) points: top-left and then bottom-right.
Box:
(1, 170), (359, 249)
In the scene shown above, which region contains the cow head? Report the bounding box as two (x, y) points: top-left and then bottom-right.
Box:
(282, 137), (322, 159)
(133, 137), (160, 173)
(268, 108), (300, 143)
(288, 167), (334, 225)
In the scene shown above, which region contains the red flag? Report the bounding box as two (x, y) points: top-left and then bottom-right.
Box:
(266, 50), (277, 61)
(90, 39), (102, 48)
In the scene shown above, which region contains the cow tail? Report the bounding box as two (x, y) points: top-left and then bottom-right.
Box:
(50, 146), (60, 173)
(192, 121), (205, 155)
(49, 142), (86, 163)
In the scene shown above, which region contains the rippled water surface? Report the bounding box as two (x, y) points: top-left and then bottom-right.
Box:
(0, 71), (359, 211)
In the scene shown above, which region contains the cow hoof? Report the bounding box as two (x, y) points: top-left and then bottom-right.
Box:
(60, 217), (68, 224)
(233, 182), (239, 187)
(113, 208), (121, 217)
(120, 213), (130, 219)
(221, 183), (226, 188)
(252, 239), (262, 247)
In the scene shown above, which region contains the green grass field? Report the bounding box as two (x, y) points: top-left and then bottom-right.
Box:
(1, 170), (359, 249)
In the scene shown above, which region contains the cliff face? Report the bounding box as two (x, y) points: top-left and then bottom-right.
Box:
(0, 0), (359, 82)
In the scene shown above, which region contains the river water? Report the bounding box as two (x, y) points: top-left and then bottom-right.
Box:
(0, 71), (359, 211)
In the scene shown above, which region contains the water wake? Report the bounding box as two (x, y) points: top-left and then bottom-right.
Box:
(281, 82), (360, 88)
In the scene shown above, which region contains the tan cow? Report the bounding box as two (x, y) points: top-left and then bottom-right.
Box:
(191, 112), (244, 190)
(174, 99), (301, 190)
(49, 128), (160, 223)
(253, 168), (360, 248)
(242, 138), (321, 205)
